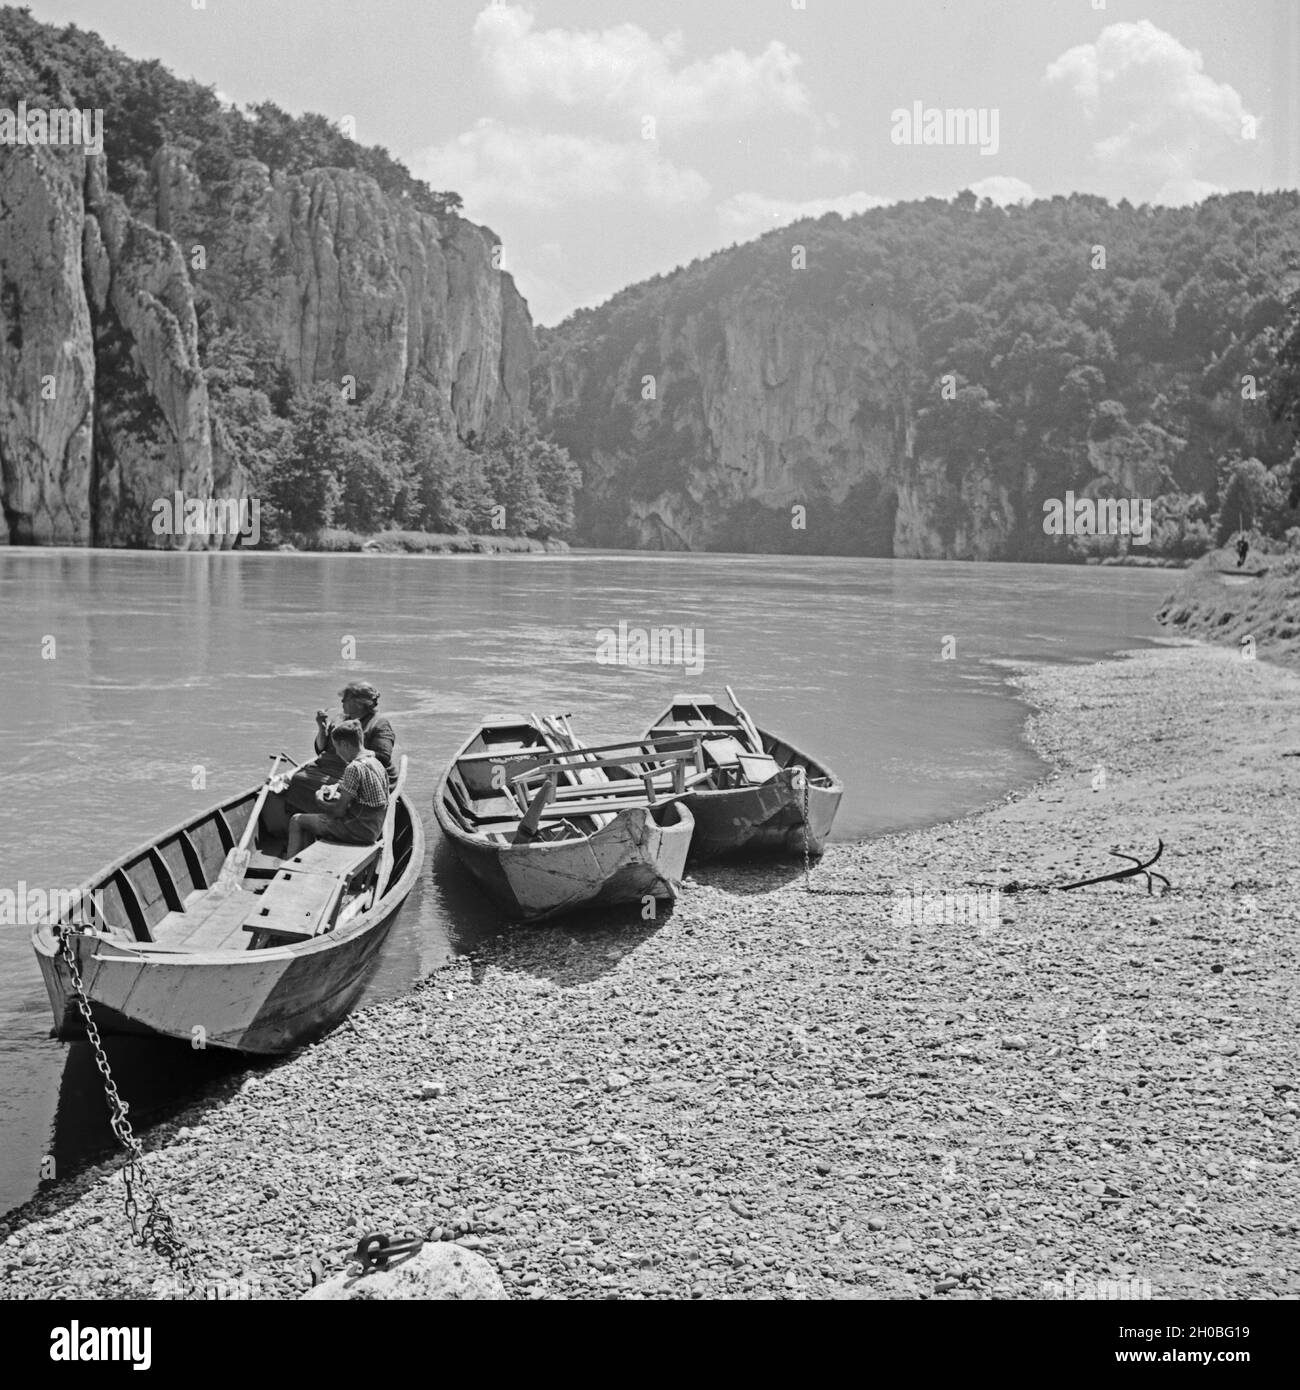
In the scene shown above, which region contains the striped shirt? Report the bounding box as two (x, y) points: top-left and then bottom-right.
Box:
(339, 752), (389, 810)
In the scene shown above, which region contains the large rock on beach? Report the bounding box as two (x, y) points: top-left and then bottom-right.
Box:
(301, 1243), (506, 1301)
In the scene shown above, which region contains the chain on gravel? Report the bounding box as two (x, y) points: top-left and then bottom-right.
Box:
(797, 769), (866, 896)
(57, 928), (200, 1285)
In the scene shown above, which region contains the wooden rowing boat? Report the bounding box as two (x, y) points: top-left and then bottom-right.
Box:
(31, 757), (423, 1056)
(433, 718), (696, 921)
(644, 692), (843, 860)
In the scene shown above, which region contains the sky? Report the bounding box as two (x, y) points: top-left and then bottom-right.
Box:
(19, 0), (1300, 325)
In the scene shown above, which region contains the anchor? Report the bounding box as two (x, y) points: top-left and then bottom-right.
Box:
(353, 1232), (425, 1272)
(1057, 839), (1170, 896)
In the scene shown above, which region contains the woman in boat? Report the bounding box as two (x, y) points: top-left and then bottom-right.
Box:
(285, 720), (390, 856)
(264, 681), (396, 836)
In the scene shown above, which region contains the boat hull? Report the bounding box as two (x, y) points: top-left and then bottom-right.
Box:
(436, 799), (692, 922)
(646, 700), (843, 860)
(34, 897), (403, 1055)
(680, 766), (841, 860)
(30, 791), (424, 1056)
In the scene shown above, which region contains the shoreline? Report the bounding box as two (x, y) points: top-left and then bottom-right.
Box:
(1, 541), (1190, 565)
(2, 641), (1297, 1300)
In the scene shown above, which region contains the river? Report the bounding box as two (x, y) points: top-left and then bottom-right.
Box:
(0, 549), (1175, 1216)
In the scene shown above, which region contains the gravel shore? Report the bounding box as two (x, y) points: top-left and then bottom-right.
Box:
(3, 643), (1297, 1301)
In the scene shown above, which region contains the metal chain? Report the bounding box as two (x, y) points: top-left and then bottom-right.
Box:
(57, 928), (199, 1283)
(796, 768), (866, 897)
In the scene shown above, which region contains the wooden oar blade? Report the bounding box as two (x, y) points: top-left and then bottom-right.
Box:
(213, 846), (251, 895)
(211, 752), (286, 897)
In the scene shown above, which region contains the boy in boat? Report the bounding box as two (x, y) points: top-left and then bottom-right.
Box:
(285, 720), (390, 856)
(263, 680), (396, 836)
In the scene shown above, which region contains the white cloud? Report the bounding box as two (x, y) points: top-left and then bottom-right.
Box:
(472, 4), (811, 129)
(966, 175), (1035, 206)
(415, 119), (710, 213)
(1044, 21), (1253, 197)
(810, 143), (856, 171)
(717, 191), (894, 244)
(1151, 177), (1224, 207)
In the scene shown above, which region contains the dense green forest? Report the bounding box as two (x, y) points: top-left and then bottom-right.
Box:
(539, 190), (1300, 560)
(0, 6), (579, 544)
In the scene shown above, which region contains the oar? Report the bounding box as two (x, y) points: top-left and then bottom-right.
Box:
(214, 754), (286, 895)
(725, 685), (763, 753)
(530, 711), (563, 751)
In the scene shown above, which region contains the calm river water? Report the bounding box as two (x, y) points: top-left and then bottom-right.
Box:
(0, 549), (1174, 1215)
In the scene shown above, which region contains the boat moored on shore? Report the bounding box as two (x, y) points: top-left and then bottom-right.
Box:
(644, 692), (843, 860)
(31, 758), (423, 1056)
(434, 717), (699, 921)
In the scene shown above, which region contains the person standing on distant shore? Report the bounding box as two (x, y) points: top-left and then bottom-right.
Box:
(1236, 534), (1249, 568)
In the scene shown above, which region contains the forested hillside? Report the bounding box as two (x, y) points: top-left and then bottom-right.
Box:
(538, 191), (1300, 560)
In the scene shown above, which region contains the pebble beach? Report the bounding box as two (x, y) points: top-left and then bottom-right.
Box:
(2, 641), (1297, 1301)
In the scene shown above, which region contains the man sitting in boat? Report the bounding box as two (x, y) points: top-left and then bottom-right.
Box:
(264, 681), (397, 836)
(285, 720), (390, 856)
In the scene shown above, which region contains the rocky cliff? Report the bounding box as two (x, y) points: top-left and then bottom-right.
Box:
(0, 144), (96, 544)
(539, 287), (993, 558)
(0, 143), (533, 546)
(538, 195), (1300, 559)
(148, 146), (533, 433)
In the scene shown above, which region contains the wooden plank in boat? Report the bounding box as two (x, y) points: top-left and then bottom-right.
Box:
(702, 736), (746, 766)
(245, 850), (283, 873)
(532, 798), (660, 819)
(461, 794), (521, 821)
(161, 893), (257, 951)
(243, 868), (345, 942)
(285, 840), (380, 880)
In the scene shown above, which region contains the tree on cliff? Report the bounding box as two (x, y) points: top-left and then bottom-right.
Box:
(478, 426), (583, 540)
(1213, 455), (1289, 545)
(0, 10), (463, 218)
(265, 387), (350, 533)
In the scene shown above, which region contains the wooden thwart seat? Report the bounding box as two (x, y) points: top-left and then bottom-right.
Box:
(532, 797), (671, 819)
(242, 840), (383, 943)
(243, 867), (346, 944)
(738, 753), (780, 784)
(700, 735), (746, 767)
(285, 839), (381, 879)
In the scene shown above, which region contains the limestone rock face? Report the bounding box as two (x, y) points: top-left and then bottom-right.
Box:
(83, 160), (222, 549)
(0, 146), (95, 544)
(541, 296), (987, 556)
(153, 147), (534, 434)
(0, 142), (534, 546)
(892, 455), (1016, 560)
(301, 1243), (507, 1301)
